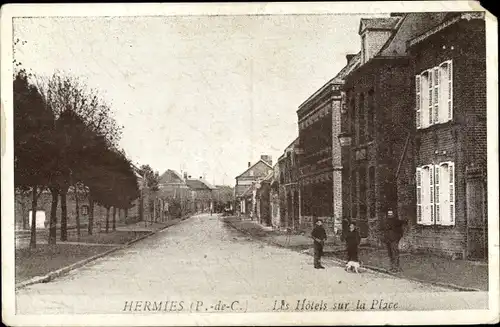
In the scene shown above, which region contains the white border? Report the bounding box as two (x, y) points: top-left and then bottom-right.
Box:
(1, 2), (498, 326)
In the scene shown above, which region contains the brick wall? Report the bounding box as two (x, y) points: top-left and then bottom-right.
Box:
(403, 18), (486, 257)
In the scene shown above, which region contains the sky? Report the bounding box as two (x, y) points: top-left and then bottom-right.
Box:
(13, 13), (383, 186)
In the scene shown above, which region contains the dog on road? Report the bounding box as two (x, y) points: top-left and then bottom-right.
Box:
(345, 260), (361, 273)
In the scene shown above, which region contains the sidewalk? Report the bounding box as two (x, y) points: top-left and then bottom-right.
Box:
(222, 216), (488, 291)
(15, 218), (183, 284)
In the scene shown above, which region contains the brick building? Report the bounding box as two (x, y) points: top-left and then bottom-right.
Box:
(277, 138), (300, 230)
(234, 155), (273, 216)
(297, 52), (359, 233)
(340, 12), (487, 258)
(401, 12), (487, 259)
(341, 13), (450, 242)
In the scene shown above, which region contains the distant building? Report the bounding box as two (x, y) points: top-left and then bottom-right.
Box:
(186, 177), (217, 213)
(277, 138), (301, 230)
(234, 155), (273, 217)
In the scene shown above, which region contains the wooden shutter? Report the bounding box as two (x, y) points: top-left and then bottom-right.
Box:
(429, 165), (435, 224)
(447, 60), (453, 121)
(433, 67), (440, 124)
(435, 164), (440, 224)
(449, 162), (455, 225)
(428, 70), (433, 126)
(416, 167), (422, 223)
(415, 75), (421, 129)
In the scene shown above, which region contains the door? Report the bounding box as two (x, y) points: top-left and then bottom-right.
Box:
(466, 177), (487, 260)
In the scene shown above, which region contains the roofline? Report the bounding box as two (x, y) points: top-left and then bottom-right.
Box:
(358, 17), (400, 35)
(235, 159), (272, 179)
(407, 11), (484, 48)
(298, 52), (361, 113)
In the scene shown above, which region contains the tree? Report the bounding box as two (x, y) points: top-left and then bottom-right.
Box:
(14, 70), (55, 248)
(139, 164), (160, 192)
(35, 72), (122, 242)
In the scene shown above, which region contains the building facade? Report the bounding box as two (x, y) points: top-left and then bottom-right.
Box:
(402, 12), (487, 259)
(340, 12), (487, 258)
(277, 138), (301, 231)
(234, 155), (273, 217)
(297, 55), (360, 234)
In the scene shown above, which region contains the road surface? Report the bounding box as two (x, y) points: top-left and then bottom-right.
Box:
(15, 214), (487, 314)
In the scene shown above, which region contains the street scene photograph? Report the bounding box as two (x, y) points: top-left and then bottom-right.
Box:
(2, 2), (498, 326)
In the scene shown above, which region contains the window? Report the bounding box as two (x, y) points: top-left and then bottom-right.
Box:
(351, 170), (358, 218)
(367, 90), (374, 141)
(416, 162), (455, 226)
(359, 166), (367, 220)
(369, 166), (376, 217)
(81, 205), (89, 215)
(359, 93), (366, 144)
(249, 170), (254, 177)
(415, 60), (453, 129)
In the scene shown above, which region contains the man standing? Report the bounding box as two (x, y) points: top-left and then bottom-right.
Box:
(311, 219), (327, 269)
(383, 209), (405, 272)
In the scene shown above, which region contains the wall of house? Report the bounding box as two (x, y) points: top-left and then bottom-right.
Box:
(14, 191), (126, 231)
(403, 18), (486, 258)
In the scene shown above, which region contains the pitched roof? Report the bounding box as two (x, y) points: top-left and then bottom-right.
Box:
(186, 178), (217, 190)
(377, 13), (450, 57)
(159, 169), (184, 184)
(235, 159), (273, 179)
(359, 17), (401, 34)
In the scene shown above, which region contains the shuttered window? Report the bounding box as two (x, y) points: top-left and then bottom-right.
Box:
(417, 162), (456, 226)
(416, 59), (454, 129)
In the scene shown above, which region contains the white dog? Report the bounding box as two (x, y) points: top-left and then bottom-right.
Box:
(345, 261), (361, 273)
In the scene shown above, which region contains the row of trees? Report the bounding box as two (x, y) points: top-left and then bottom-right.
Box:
(14, 66), (140, 248)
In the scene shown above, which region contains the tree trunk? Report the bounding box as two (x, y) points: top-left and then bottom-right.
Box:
(88, 195), (94, 235)
(49, 187), (59, 245)
(30, 185), (38, 249)
(112, 206), (116, 231)
(60, 191), (68, 241)
(105, 207), (110, 233)
(75, 187), (80, 241)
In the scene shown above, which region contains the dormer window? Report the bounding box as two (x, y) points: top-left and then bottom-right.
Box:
(249, 170), (254, 177)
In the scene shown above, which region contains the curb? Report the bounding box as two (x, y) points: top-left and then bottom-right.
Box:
(15, 220), (182, 291)
(222, 218), (483, 293)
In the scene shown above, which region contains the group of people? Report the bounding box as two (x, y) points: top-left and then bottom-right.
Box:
(310, 209), (406, 272)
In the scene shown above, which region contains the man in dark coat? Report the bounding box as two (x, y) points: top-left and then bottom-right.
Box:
(345, 222), (361, 262)
(383, 209), (405, 272)
(311, 219), (327, 269)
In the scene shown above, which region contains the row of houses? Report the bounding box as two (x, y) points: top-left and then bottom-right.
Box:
(235, 11), (487, 260)
(15, 164), (234, 231)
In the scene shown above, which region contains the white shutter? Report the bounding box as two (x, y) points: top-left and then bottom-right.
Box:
(429, 165), (435, 224)
(447, 60), (453, 121)
(449, 162), (455, 225)
(440, 162), (456, 226)
(415, 75), (421, 129)
(433, 67), (439, 124)
(434, 164), (440, 224)
(428, 70), (434, 126)
(416, 167), (422, 223)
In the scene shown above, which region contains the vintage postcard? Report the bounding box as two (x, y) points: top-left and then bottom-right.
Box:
(1, 1), (499, 326)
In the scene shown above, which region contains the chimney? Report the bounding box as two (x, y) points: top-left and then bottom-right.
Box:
(261, 155), (272, 166)
(183, 172), (188, 180)
(248, 162), (251, 168)
(346, 54), (356, 64)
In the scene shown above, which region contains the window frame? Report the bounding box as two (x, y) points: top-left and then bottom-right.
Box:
(415, 59), (454, 129)
(416, 162), (456, 226)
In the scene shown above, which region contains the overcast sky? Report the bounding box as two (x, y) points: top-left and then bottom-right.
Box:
(13, 14), (384, 185)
